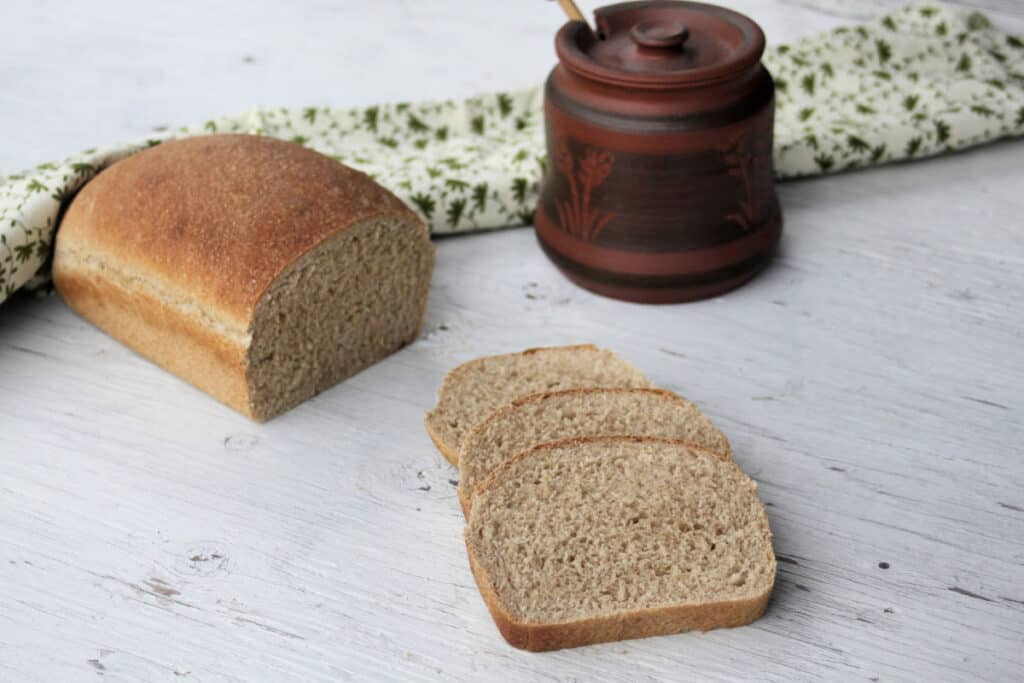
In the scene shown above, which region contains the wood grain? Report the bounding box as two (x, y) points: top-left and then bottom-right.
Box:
(2, 1), (1023, 681)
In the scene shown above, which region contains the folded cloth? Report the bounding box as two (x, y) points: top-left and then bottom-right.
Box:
(1, 3), (1021, 305)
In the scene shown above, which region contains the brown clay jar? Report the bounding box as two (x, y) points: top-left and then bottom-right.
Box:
(535, 0), (781, 303)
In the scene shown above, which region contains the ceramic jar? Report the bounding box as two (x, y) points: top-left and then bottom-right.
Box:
(535, 0), (781, 303)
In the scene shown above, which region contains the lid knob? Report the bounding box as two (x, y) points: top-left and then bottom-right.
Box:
(630, 20), (689, 50)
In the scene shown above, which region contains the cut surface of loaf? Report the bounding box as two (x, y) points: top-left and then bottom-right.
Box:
(457, 388), (732, 515)
(53, 134), (434, 421)
(425, 345), (652, 464)
(466, 436), (775, 652)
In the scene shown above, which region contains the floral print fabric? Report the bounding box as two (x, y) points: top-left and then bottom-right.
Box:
(1, 3), (1021, 304)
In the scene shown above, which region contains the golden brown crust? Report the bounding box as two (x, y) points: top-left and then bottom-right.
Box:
(457, 485), (471, 519)
(504, 385), (676, 409)
(423, 414), (461, 466)
(57, 134), (416, 329)
(53, 259), (253, 419)
(519, 343), (599, 356)
(466, 531), (772, 652)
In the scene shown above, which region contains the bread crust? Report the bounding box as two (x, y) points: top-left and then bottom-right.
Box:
(55, 134), (417, 329)
(54, 255), (253, 418)
(456, 485), (472, 518)
(424, 414), (462, 466)
(455, 387), (734, 516)
(465, 435), (776, 652)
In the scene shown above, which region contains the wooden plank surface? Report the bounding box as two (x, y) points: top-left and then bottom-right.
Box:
(2, 1), (1023, 681)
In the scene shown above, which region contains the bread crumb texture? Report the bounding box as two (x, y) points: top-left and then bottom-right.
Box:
(426, 345), (652, 462)
(458, 388), (731, 512)
(468, 437), (775, 626)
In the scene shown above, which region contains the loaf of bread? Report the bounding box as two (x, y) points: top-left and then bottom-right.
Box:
(456, 387), (732, 515)
(425, 345), (652, 464)
(53, 134), (434, 421)
(466, 436), (776, 652)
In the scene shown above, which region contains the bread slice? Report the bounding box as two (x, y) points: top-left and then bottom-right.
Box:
(457, 388), (731, 516)
(466, 436), (775, 652)
(53, 134), (434, 421)
(425, 345), (652, 465)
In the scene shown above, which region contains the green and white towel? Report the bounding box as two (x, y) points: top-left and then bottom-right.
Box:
(1, 2), (1022, 305)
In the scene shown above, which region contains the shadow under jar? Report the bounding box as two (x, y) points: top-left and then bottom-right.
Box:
(535, 0), (782, 303)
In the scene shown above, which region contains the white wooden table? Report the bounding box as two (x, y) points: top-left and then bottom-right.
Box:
(2, 1), (1023, 680)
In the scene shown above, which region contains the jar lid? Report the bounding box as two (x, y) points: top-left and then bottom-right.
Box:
(556, 1), (765, 89)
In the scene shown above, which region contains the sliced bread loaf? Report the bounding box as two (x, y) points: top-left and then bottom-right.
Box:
(457, 388), (731, 516)
(54, 135), (434, 421)
(466, 436), (775, 652)
(425, 345), (652, 464)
